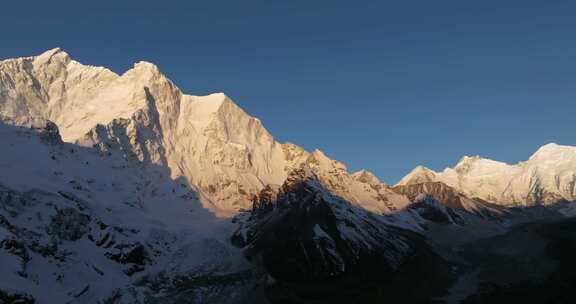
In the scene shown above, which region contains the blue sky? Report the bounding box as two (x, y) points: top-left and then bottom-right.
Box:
(1, 0), (575, 183)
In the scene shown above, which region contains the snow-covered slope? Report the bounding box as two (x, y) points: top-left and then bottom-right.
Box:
(398, 143), (576, 206)
(0, 119), (255, 303)
(0, 49), (410, 217)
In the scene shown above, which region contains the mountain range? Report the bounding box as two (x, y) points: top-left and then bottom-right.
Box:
(1, 49), (575, 303)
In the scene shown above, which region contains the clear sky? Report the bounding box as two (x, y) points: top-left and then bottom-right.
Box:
(1, 0), (575, 183)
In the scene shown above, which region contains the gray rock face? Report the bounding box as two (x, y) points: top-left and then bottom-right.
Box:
(393, 182), (504, 215)
(233, 168), (454, 302)
(48, 208), (91, 241)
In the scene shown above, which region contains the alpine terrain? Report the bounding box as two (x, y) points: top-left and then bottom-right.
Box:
(1, 49), (576, 303)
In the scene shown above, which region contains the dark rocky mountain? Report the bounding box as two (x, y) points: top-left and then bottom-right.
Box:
(233, 168), (455, 303)
(392, 182), (507, 224)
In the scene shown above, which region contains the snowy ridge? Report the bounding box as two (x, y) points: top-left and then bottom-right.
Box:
(398, 143), (576, 206)
(0, 49), (412, 216)
(0, 52), (418, 213)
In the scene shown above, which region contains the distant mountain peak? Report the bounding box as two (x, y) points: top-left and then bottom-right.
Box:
(397, 143), (576, 206)
(351, 169), (382, 185)
(306, 149), (347, 173)
(396, 165), (438, 186)
(35, 47), (70, 62)
(129, 60), (163, 76)
(456, 155), (482, 165)
(529, 142), (576, 162)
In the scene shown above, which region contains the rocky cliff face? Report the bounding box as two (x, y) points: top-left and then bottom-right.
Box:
(233, 167), (453, 303)
(393, 182), (504, 215)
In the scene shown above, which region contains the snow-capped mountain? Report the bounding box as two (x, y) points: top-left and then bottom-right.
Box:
(2, 49), (576, 303)
(0, 49), (423, 303)
(398, 143), (576, 206)
(0, 48), (410, 217)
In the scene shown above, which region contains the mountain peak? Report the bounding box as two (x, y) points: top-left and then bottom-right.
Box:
(132, 61), (161, 74)
(351, 169), (381, 185)
(39, 47), (65, 57)
(396, 165), (438, 186)
(452, 155), (511, 173)
(124, 61), (171, 84)
(183, 92), (229, 130)
(414, 165), (432, 171)
(529, 143), (576, 162)
(34, 47), (70, 65)
(306, 149), (347, 173)
(456, 155), (482, 165)
(530, 143), (559, 157)
(311, 149), (328, 158)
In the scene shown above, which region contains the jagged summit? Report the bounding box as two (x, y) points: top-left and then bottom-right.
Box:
(1, 49), (414, 216)
(0, 49), (278, 214)
(35, 47), (71, 63)
(40, 47), (65, 56)
(5, 48), (576, 212)
(0, 48), (232, 143)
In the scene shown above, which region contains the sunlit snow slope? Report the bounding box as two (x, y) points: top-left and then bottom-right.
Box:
(0, 48), (408, 217)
